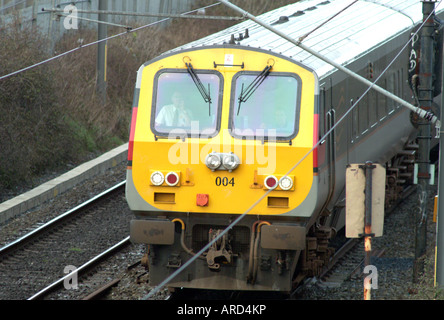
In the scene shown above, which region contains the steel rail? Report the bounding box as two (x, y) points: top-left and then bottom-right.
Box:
(0, 181), (125, 258)
(28, 236), (131, 300)
(319, 238), (360, 279)
(144, 1), (434, 299)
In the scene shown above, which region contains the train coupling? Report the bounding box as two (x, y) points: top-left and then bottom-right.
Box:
(205, 228), (233, 270)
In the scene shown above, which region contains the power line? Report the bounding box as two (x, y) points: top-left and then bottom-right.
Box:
(0, 2), (222, 81)
(143, 0), (442, 299)
(220, 0), (440, 126)
(297, 0), (359, 44)
(56, 11), (132, 29)
(41, 7), (244, 21)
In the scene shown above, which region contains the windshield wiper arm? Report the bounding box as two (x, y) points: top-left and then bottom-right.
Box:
(237, 65), (272, 115)
(186, 62), (212, 115)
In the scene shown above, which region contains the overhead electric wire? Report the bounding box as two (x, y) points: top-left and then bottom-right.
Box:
(0, 2), (222, 81)
(4, 0), (440, 300)
(143, 0), (443, 299)
(42, 7), (245, 21)
(221, 0), (440, 125)
(297, 0), (359, 44)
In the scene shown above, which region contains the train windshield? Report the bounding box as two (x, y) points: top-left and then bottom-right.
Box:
(230, 73), (300, 140)
(152, 70), (222, 137)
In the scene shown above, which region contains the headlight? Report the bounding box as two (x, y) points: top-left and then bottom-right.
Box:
(205, 152), (240, 171)
(222, 153), (240, 171)
(205, 153), (221, 171)
(279, 176), (293, 190)
(150, 171), (164, 186)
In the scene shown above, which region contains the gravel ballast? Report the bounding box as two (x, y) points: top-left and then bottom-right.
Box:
(0, 160), (441, 300)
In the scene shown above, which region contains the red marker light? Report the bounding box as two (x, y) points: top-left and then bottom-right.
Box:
(264, 175), (278, 190)
(165, 172), (179, 186)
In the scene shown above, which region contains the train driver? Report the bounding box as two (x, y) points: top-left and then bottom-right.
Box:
(155, 91), (193, 127)
(261, 108), (293, 135)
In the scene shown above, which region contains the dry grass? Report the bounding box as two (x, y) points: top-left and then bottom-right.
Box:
(0, 0), (295, 190)
(0, 19), (78, 188)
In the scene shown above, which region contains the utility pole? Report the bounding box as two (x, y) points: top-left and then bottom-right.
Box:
(435, 0), (444, 288)
(436, 41), (444, 287)
(362, 161), (376, 300)
(97, 0), (107, 104)
(48, 0), (56, 55)
(414, 0), (436, 282)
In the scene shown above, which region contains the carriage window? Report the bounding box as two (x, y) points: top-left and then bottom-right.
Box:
(387, 73), (395, 114)
(152, 70), (222, 137)
(230, 73), (301, 140)
(378, 79), (387, 120)
(369, 90), (378, 127)
(398, 69), (404, 107)
(358, 97), (368, 135)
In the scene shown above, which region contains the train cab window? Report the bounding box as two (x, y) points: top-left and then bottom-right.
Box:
(229, 72), (301, 141)
(151, 70), (222, 137)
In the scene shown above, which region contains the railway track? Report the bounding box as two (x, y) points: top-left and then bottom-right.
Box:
(290, 177), (419, 299)
(28, 236), (131, 300)
(316, 238), (385, 289)
(0, 153), (435, 300)
(0, 181), (137, 300)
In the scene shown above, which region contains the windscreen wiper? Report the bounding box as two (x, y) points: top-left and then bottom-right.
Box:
(237, 65), (272, 115)
(186, 62), (212, 115)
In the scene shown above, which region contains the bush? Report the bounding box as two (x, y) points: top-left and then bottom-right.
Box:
(0, 0), (295, 193)
(0, 19), (84, 189)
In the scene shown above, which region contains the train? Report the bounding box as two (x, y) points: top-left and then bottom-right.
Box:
(125, 0), (444, 293)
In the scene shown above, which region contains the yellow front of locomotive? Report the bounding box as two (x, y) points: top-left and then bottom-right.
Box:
(126, 46), (319, 291)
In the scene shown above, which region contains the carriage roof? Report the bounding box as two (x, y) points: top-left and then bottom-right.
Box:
(167, 0), (444, 78)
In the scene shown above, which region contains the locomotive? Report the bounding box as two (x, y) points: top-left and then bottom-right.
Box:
(126, 0), (443, 292)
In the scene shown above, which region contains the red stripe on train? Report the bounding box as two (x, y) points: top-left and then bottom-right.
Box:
(127, 107), (138, 161)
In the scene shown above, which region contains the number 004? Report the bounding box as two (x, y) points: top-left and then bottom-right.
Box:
(215, 177), (235, 186)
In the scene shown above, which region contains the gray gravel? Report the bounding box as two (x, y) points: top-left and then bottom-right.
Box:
(298, 184), (439, 300)
(1, 161), (440, 300)
(0, 162), (127, 247)
(0, 161), (168, 300)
